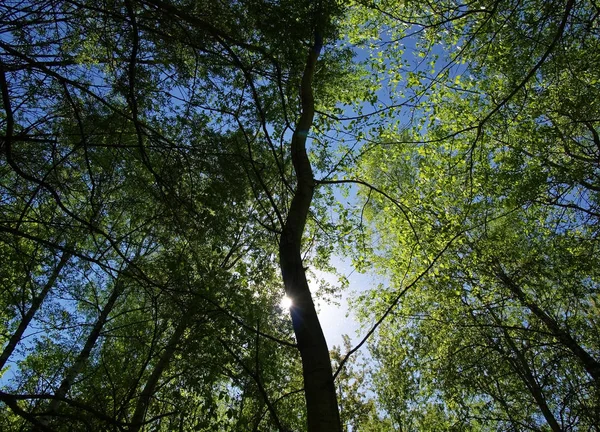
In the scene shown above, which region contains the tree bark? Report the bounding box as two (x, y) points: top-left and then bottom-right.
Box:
(278, 30), (342, 432)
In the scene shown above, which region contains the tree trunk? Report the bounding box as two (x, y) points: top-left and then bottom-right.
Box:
(48, 279), (124, 412)
(0, 250), (71, 370)
(278, 30), (342, 432)
(495, 267), (600, 385)
(129, 317), (188, 432)
(488, 308), (562, 432)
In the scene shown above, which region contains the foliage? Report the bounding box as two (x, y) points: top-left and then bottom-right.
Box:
(1, 0), (599, 430)
(350, 0), (600, 430)
(0, 0), (342, 429)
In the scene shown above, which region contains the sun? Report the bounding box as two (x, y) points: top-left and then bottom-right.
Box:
(280, 296), (293, 309)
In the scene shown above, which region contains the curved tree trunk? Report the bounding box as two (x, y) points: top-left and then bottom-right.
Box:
(278, 30), (341, 432)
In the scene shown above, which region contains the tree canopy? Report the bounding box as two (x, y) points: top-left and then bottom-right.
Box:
(0, 0), (598, 431)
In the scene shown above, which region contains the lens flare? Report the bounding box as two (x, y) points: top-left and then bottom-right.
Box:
(280, 296), (293, 309)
